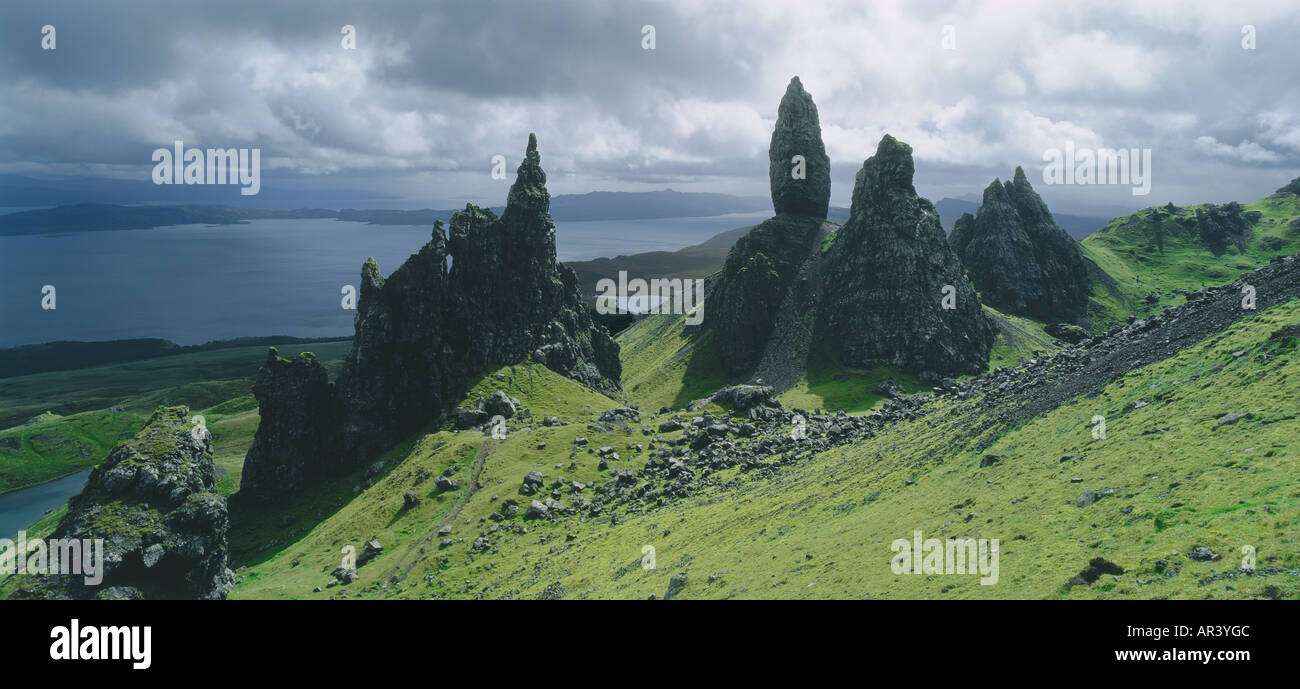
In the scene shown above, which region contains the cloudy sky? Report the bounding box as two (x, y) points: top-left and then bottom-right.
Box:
(2, 0), (1298, 215)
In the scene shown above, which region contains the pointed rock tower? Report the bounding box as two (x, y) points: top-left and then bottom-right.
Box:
(706, 77), (836, 379)
(769, 76), (831, 218)
(817, 135), (994, 378)
(948, 167), (1093, 321)
(239, 135), (620, 503)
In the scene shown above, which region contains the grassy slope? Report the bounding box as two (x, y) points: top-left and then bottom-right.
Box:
(616, 313), (729, 411)
(228, 363), (627, 598)
(984, 305), (1063, 371)
(617, 300), (1056, 416)
(227, 298), (1299, 600)
(1080, 194), (1300, 328)
(0, 341), (350, 495)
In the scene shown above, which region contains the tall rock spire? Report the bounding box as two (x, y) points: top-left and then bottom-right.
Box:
(769, 76), (831, 218)
(506, 132), (550, 214)
(817, 135), (995, 378)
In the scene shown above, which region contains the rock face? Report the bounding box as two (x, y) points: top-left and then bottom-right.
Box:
(948, 168), (1093, 322)
(14, 406), (234, 600)
(817, 135), (995, 378)
(707, 82), (994, 382)
(769, 77), (831, 218)
(704, 214), (826, 376)
(240, 135), (621, 502)
(240, 350), (341, 500)
(705, 78), (836, 380)
(1192, 202), (1251, 255)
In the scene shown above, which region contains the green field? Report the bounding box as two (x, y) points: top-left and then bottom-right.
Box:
(1079, 195), (1300, 328)
(219, 298), (1299, 600)
(0, 341), (351, 495)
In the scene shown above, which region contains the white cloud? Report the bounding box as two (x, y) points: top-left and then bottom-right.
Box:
(1193, 135), (1283, 163)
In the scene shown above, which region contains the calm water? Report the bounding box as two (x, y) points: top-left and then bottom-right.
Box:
(0, 469), (90, 540)
(0, 212), (764, 348)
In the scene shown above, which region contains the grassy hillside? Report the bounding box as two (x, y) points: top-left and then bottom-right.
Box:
(1080, 194), (1300, 328)
(616, 313), (730, 411)
(224, 297), (1300, 600)
(0, 341), (350, 494)
(616, 299), (1061, 417)
(984, 305), (1063, 370)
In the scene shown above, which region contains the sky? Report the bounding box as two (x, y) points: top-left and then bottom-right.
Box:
(1, 0), (1298, 215)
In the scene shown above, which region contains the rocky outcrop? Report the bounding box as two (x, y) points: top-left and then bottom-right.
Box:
(1274, 176), (1300, 196)
(1193, 202), (1252, 255)
(769, 77), (831, 218)
(704, 215), (826, 376)
(948, 168), (1093, 321)
(239, 350), (341, 502)
(817, 135), (995, 378)
(704, 78), (836, 380)
(707, 82), (995, 383)
(240, 135), (620, 502)
(14, 406), (234, 600)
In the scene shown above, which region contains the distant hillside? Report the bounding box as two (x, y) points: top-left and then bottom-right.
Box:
(935, 197), (1109, 240)
(0, 190), (774, 235)
(565, 205), (850, 297)
(1078, 180), (1300, 327)
(0, 335), (345, 379)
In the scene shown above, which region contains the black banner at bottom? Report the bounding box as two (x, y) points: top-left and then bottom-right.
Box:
(0, 601), (1289, 676)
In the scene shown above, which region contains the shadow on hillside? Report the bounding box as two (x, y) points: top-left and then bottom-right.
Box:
(227, 431), (426, 570)
(673, 329), (732, 408)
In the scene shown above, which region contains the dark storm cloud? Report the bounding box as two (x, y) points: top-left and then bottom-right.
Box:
(1, 0), (1297, 212)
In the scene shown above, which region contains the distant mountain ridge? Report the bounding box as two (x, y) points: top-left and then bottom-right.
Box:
(0, 189), (772, 235)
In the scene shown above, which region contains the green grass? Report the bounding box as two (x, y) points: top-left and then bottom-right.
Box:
(0, 340), (351, 430)
(1079, 194), (1300, 328)
(616, 312), (730, 410)
(0, 341), (350, 495)
(223, 297), (1299, 599)
(776, 346), (921, 413)
(984, 305), (1063, 371)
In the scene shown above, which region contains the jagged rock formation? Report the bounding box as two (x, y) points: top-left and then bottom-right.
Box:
(817, 135), (995, 378)
(769, 77), (831, 218)
(14, 406), (234, 600)
(704, 215), (827, 377)
(948, 168), (1093, 321)
(705, 78), (836, 380)
(708, 82), (994, 383)
(1192, 202), (1252, 255)
(240, 135), (620, 502)
(241, 350), (342, 495)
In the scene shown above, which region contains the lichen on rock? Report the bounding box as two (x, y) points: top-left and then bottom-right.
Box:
(13, 406), (234, 600)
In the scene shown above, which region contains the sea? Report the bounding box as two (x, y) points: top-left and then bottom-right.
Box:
(0, 212), (766, 348)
